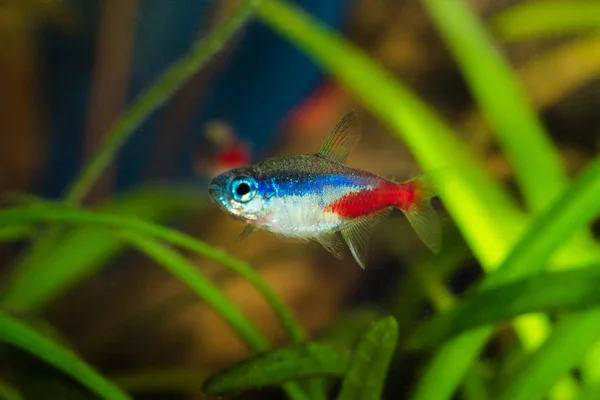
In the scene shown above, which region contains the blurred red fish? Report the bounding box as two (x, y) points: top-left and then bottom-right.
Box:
(196, 120), (251, 178)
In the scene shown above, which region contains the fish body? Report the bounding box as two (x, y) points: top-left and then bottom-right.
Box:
(208, 112), (441, 268)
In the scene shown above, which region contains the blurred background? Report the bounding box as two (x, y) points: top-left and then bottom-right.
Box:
(0, 0), (599, 399)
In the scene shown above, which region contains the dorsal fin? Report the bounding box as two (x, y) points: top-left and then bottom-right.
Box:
(317, 111), (361, 164)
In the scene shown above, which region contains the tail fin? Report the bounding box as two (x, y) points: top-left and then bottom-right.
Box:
(401, 173), (442, 253)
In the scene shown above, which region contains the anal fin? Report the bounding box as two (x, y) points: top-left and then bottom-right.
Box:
(341, 209), (391, 269)
(315, 233), (345, 260)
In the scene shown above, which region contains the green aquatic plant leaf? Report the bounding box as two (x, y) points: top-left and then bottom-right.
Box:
(0, 206), (304, 346)
(579, 383), (600, 400)
(337, 316), (399, 400)
(0, 225), (34, 243)
(410, 263), (600, 348)
(204, 343), (350, 395)
(0, 378), (22, 400)
(120, 231), (308, 400)
(319, 308), (383, 348)
(2, 187), (201, 310)
(412, 156), (600, 400)
(111, 368), (210, 395)
(120, 230), (269, 351)
(499, 310), (600, 400)
(0, 311), (130, 400)
(492, 1), (600, 42)
(423, 0), (568, 214)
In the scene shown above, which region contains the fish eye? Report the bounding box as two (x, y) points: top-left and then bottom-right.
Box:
(231, 177), (257, 203)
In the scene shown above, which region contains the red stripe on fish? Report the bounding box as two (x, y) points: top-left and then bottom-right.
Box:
(325, 181), (417, 218)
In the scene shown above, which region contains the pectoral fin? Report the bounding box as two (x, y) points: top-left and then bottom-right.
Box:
(341, 209), (391, 269)
(237, 225), (256, 242)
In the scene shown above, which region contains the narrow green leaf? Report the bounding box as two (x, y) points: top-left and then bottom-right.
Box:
(499, 310), (600, 400)
(422, 0), (567, 213)
(0, 225), (34, 243)
(411, 329), (491, 400)
(319, 309), (383, 348)
(492, 1), (600, 42)
(204, 343), (350, 395)
(0, 378), (22, 400)
(112, 368), (210, 395)
(0, 312), (130, 400)
(412, 156), (600, 400)
(0, 206), (304, 345)
(461, 365), (491, 400)
(411, 264), (600, 348)
(119, 231), (308, 400)
(0, 206), (315, 400)
(337, 316), (399, 400)
(481, 156), (600, 288)
(419, 1), (600, 395)
(2, 187), (199, 310)
(579, 383), (600, 400)
(120, 230), (269, 351)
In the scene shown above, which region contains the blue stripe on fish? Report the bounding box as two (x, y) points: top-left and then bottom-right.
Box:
(266, 173), (372, 198)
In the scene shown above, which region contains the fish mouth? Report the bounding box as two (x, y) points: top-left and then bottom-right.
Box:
(208, 175), (230, 211)
(208, 182), (223, 202)
(208, 182), (221, 195)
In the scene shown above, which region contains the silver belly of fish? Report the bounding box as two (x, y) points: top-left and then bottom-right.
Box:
(257, 195), (343, 238)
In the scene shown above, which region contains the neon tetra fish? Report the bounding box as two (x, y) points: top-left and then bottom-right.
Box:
(208, 112), (441, 269)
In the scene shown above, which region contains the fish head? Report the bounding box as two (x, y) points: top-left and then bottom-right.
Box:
(208, 167), (271, 223)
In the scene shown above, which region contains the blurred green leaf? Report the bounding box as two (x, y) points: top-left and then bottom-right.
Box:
(119, 231), (308, 400)
(412, 156), (600, 400)
(499, 310), (600, 400)
(423, 0), (567, 214)
(1, 187), (201, 310)
(579, 383), (600, 400)
(0, 225), (34, 243)
(120, 230), (269, 351)
(413, 0), (600, 397)
(461, 364), (491, 400)
(204, 343), (350, 395)
(0, 206), (314, 400)
(0, 311), (130, 400)
(492, 1), (600, 42)
(9, 355), (95, 400)
(319, 308), (383, 348)
(410, 264), (600, 348)
(337, 316), (399, 400)
(0, 378), (21, 400)
(112, 368), (210, 395)
(0, 206), (304, 346)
